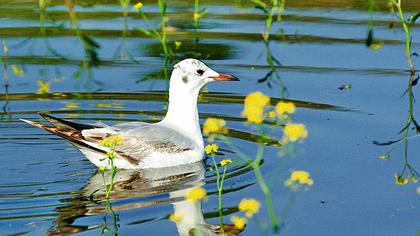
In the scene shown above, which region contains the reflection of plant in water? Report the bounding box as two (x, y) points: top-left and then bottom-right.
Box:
(366, 0), (382, 49)
(203, 91), (311, 234)
(251, 0), (287, 93)
(1, 40), (11, 122)
(114, 0), (137, 62)
(134, 1), (173, 88)
(64, 0), (104, 91)
(374, 2), (419, 185)
(134, 1), (172, 58)
(1, 40), (9, 89)
(192, 0), (206, 53)
(101, 198), (120, 235)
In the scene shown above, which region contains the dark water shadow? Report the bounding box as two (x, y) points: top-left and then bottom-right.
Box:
(48, 161), (249, 235)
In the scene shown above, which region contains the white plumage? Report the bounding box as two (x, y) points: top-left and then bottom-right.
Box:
(21, 58), (239, 169)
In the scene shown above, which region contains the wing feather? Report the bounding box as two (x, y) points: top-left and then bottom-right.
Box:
(81, 122), (195, 161)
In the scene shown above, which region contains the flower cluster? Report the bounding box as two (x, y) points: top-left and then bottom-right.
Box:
(230, 215), (246, 230)
(37, 80), (50, 94)
(220, 159), (232, 166)
(275, 101), (295, 119)
(242, 91), (308, 146)
(203, 118), (227, 135)
(185, 187), (207, 202)
(230, 198), (261, 230)
(205, 143), (219, 154)
(284, 170), (314, 190)
(242, 91), (270, 123)
(283, 123), (308, 143)
(395, 174), (417, 185)
(133, 2), (143, 11)
(99, 136), (124, 148)
(238, 198), (261, 218)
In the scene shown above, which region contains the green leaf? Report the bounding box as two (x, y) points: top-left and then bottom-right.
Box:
(199, 7), (207, 14)
(250, 0), (267, 8)
(81, 34), (100, 49)
(409, 12), (420, 26)
(134, 27), (154, 37)
(366, 29), (374, 47)
(372, 138), (402, 146)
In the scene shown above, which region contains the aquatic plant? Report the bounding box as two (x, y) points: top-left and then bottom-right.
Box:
(251, 0), (287, 93)
(204, 91), (311, 234)
(134, 1), (174, 88)
(63, 0), (105, 91)
(99, 136), (123, 199)
(1, 40), (8, 89)
(114, 0), (137, 62)
(374, 1), (419, 186)
(134, 1), (171, 58)
(206, 143), (231, 226)
(389, 0), (419, 74)
(0, 40), (10, 122)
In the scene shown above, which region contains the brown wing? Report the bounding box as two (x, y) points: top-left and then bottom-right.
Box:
(21, 114), (139, 166)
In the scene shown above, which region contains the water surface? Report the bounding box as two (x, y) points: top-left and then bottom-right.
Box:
(1, 0), (420, 235)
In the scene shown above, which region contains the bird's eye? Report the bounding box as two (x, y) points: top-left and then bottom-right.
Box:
(196, 69), (204, 76)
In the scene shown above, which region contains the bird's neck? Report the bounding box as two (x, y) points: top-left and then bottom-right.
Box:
(161, 87), (203, 149)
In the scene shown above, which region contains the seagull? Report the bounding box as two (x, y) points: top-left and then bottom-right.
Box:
(21, 59), (239, 169)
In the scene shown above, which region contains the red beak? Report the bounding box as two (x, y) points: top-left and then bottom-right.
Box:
(211, 73), (240, 81)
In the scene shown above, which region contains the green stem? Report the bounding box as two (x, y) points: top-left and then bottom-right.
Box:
(158, 0), (169, 56)
(253, 144), (280, 235)
(105, 144), (117, 199)
(394, 0), (415, 73)
(193, 0), (199, 33)
(219, 135), (251, 162)
(401, 73), (415, 176)
(1, 40), (8, 88)
(211, 154), (224, 226)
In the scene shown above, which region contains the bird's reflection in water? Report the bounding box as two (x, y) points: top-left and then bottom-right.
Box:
(49, 162), (244, 235)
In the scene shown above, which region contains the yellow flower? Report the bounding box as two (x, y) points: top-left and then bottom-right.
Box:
(378, 155), (388, 160)
(267, 111), (276, 118)
(230, 215), (246, 230)
(62, 102), (79, 109)
(238, 198), (261, 218)
(395, 175), (409, 185)
(37, 80), (50, 94)
(185, 187), (207, 202)
(203, 118), (227, 135)
(174, 41), (182, 50)
(220, 159), (232, 166)
(284, 170), (314, 187)
(283, 123), (308, 142)
(242, 91), (270, 124)
(193, 12), (200, 20)
(169, 213), (183, 223)
(96, 102), (123, 109)
(205, 144), (219, 154)
(11, 64), (24, 77)
(411, 176), (418, 183)
(100, 136), (124, 148)
(275, 101), (295, 116)
(133, 2), (143, 11)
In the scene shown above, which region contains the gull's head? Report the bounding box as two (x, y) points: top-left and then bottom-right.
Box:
(170, 58), (239, 93)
